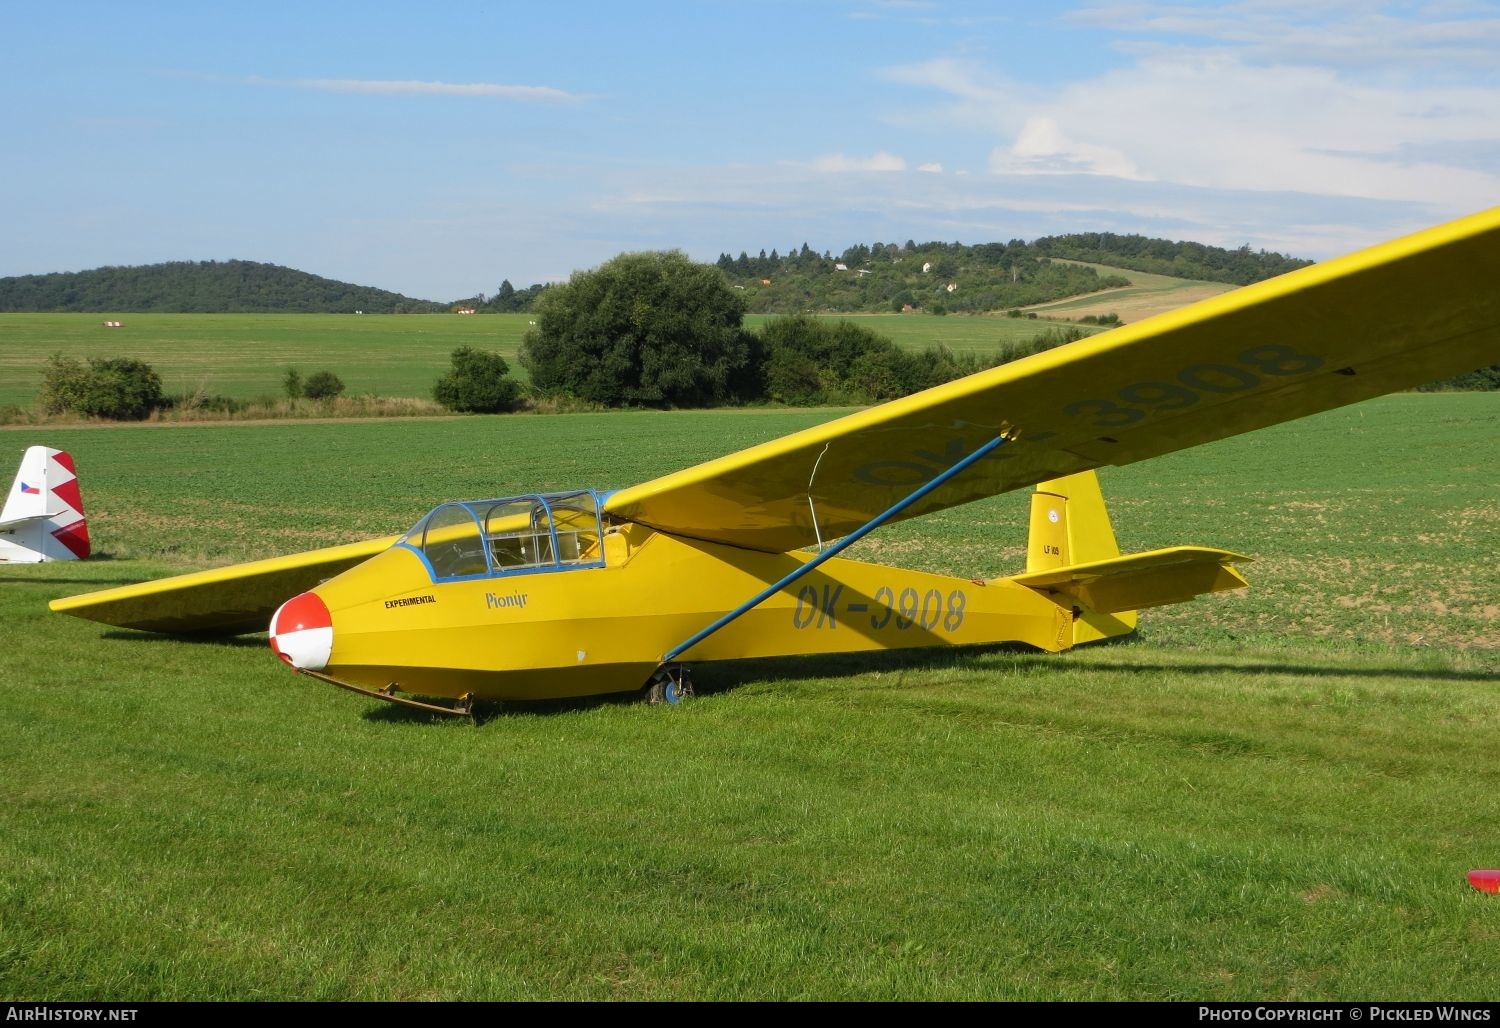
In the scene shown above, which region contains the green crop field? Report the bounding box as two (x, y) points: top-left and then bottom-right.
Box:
(0, 312), (538, 410)
(0, 311), (1097, 412)
(2, 394), (1497, 1000)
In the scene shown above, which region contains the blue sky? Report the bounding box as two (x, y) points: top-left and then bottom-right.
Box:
(4, 1), (1499, 300)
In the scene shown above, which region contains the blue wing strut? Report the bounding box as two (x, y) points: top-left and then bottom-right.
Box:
(661, 432), (1011, 663)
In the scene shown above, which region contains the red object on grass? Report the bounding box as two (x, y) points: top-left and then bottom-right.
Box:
(1466, 870), (1500, 893)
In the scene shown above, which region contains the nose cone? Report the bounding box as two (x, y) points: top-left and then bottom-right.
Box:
(269, 592), (334, 671)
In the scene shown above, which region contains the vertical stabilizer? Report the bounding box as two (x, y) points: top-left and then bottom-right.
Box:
(0, 447), (91, 563)
(1025, 470), (1136, 644)
(1028, 470), (1122, 570)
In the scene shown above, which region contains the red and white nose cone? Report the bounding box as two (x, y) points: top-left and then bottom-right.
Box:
(269, 592), (334, 671)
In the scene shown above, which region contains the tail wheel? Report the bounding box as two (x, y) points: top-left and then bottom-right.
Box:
(645, 665), (695, 705)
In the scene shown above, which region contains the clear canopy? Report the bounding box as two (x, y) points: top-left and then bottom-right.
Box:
(401, 490), (606, 580)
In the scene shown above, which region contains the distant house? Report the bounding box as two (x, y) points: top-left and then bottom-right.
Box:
(922, 262), (933, 274)
(946, 283), (957, 293)
(455, 307), (477, 315)
(901, 304), (915, 313)
(760, 278), (772, 286)
(856, 269), (872, 277)
(834, 263), (848, 271)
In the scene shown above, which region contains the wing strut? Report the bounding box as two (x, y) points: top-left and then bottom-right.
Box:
(807, 442), (830, 552)
(661, 432), (1012, 663)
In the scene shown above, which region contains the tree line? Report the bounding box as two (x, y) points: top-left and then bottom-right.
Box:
(711, 233), (1307, 315)
(714, 240), (1129, 314)
(1031, 232), (1312, 285)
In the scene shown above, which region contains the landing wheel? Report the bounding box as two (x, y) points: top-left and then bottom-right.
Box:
(645, 665), (695, 706)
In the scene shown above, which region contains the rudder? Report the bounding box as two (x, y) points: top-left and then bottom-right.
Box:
(1024, 470), (1138, 645)
(0, 446), (90, 563)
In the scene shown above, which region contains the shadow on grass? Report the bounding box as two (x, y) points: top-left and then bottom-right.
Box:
(20, 573), (149, 588)
(359, 686), (650, 726)
(357, 642), (1056, 726)
(1057, 657), (1498, 684)
(101, 629), (267, 649)
(19, 575), (146, 588)
(358, 631), (1495, 727)
(697, 641), (1048, 694)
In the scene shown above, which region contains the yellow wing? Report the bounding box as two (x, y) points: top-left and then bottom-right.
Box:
(605, 207), (1500, 552)
(49, 535), (401, 634)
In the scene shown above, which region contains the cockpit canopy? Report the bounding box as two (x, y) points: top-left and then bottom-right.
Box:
(400, 490), (607, 580)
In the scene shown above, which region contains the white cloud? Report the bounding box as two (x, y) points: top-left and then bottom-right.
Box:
(251, 76), (580, 102)
(812, 150), (909, 172)
(917, 162), (944, 173)
(996, 116), (1149, 180)
(882, 18), (1500, 220)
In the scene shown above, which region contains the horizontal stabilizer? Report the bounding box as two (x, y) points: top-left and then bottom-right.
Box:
(0, 511), (64, 531)
(1007, 545), (1250, 614)
(50, 535), (401, 634)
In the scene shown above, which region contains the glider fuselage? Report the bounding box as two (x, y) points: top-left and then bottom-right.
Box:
(291, 518), (1101, 703)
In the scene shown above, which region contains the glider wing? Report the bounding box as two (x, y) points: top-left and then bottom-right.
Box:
(604, 208), (1500, 552)
(49, 535), (401, 634)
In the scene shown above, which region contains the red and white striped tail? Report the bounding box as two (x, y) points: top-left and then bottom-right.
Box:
(0, 446), (91, 563)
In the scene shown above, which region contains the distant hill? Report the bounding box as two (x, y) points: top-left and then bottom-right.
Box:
(716, 234), (1309, 315)
(0, 260), (446, 314)
(2, 232), (1315, 316)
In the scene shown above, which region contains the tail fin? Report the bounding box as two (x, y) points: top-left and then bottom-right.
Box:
(1026, 469), (1122, 573)
(1022, 470), (1136, 644)
(0, 446), (91, 563)
(1013, 470), (1249, 647)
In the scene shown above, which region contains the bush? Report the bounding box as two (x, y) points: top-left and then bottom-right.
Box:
(433, 347), (522, 413)
(993, 326), (1089, 366)
(168, 392), (244, 414)
(39, 354), (164, 420)
(757, 315), (962, 405)
(302, 371), (345, 400)
(282, 368), (303, 398)
(519, 251), (761, 407)
(1417, 365), (1500, 391)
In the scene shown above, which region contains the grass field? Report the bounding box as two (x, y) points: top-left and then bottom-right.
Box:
(0, 311), (1098, 412)
(0, 312), (537, 411)
(2, 395), (1497, 1000)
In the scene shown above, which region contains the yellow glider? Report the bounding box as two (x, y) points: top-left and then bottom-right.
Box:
(49, 207), (1500, 712)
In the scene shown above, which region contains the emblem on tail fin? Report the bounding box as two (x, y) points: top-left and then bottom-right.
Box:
(0, 446), (91, 563)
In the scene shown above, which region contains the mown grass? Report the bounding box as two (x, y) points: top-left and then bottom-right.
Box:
(1, 394), (1496, 1000)
(0, 311), (1097, 412)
